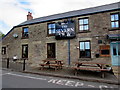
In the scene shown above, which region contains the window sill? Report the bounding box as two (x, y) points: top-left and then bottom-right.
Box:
(47, 34), (55, 37)
(109, 28), (120, 31)
(100, 55), (110, 57)
(78, 58), (92, 61)
(78, 30), (91, 33)
(22, 58), (28, 60)
(21, 37), (29, 39)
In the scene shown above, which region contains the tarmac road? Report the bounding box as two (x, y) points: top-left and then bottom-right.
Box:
(1, 69), (119, 89)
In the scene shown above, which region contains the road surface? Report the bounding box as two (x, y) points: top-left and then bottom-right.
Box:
(1, 69), (119, 89)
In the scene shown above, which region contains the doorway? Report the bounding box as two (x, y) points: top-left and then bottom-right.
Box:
(110, 41), (120, 66)
(47, 43), (56, 58)
(22, 44), (28, 58)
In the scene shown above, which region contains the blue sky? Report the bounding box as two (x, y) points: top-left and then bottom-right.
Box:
(0, 0), (119, 34)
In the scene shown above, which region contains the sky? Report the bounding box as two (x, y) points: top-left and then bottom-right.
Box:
(0, 0), (119, 34)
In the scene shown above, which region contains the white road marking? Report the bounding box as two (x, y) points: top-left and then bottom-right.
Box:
(88, 85), (95, 88)
(7, 73), (47, 81)
(48, 78), (85, 87)
(99, 85), (109, 90)
(0, 73), (11, 76)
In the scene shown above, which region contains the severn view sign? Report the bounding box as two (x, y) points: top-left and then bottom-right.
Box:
(55, 20), (76, 40)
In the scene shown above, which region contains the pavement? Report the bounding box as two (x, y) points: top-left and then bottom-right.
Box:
(23, 66), (120, 85)
(2, 60), (120, 85)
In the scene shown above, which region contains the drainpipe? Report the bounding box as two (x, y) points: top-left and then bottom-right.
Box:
(68, 39), (71, 66)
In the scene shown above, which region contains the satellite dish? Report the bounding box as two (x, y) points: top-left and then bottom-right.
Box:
(13, 34), (18, 38)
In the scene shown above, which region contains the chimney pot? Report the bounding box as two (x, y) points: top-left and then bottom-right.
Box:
(27, 12), (33, 20)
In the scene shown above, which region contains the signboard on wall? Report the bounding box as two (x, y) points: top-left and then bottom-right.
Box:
(55, 20), (76, 40)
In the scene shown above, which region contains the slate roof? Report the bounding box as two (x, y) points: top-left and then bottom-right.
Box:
(1, 2), (120, 41)
(17, 2), (120, 27)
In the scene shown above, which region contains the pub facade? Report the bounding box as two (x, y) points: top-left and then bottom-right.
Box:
(2, 2), (120, 77)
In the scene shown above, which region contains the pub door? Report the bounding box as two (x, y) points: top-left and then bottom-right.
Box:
(47, 43), (56, 58)
(110, 41), (120, 66)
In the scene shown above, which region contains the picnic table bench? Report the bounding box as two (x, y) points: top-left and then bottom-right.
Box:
(39, 59), (63, 70)
(73, 61), (111, 78)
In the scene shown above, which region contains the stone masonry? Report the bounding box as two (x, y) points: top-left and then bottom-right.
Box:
(2, 3), (120, 78)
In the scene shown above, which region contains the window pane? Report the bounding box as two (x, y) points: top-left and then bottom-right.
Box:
(113, 44), (117, 55)
(48, 24), (52, 28)
(101, 50), (110, 55)
(118, 44), (120, 55)
(80, 51), (85, 58)
(51, 24), (55, 28)
(53, 29), (56, 33)
(85, 50), (90, 57)
(85, 42), (90, 49)
(111, 15), (115, 21)
(49, 29), (52, 34)
(80, 26), (83, 30)
(111, 22), (115, 28)
(24, 28), (28, 32)
(80, 42), (84, 50)
(115, 21), (119, 28)
(115, 14), (119, 20)
(84, 25), (89, 30)
(84, 19), (88, 24)
(51, 29), (56, 34)
(79, 19), (83, 25)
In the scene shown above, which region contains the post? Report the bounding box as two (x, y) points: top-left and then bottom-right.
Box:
(23, 58), (26, 71)
(7, 58), (9, 68)
(68, 39), (71, 66)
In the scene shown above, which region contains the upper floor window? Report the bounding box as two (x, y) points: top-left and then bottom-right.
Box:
(111, 13), (119, 28)
(48, 23), (56, 35)
(22, 27), (29, 38)
(79, 18), (89, 31)
(79, 41), (91, 58)
(2, 47), (6, 55)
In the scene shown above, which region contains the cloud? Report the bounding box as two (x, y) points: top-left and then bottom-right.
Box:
(0, 0), (33, 34)
(0, 20), (11, 34)
(0, 0), (119, 34)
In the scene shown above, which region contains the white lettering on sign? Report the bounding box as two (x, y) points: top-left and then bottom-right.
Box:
(56, 80), (66, 85)
(75, 82), (84, 87)
(65, 80), (75, 86)
(48, 79), (58, 83)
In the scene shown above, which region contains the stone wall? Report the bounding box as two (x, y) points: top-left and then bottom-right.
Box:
(2, 10), (120, 67)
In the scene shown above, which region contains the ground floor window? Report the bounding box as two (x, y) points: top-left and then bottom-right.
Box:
(79, 41), (91, 58)
(2, 47), (6, 55)
(22, 44), (28, 58)
(99, 45), (110, 57)
(47, 43), (56, 58)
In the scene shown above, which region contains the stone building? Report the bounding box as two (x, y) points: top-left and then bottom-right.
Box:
(2, 2), (120, 76)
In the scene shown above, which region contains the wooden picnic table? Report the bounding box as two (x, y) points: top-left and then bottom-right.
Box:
(73, 61), (111, 78)
(39, 59), (63, 70)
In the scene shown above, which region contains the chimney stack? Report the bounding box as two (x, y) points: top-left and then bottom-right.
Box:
(27, 12), (33, 20)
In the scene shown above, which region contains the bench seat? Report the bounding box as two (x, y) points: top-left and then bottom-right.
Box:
(73, 67), (110, 72)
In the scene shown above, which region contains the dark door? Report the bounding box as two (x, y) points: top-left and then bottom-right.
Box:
(47, 43), (56, 58)
(22, 44), (28, 58)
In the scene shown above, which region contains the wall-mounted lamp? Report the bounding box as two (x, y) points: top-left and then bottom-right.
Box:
(13, 34), (18, 38)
